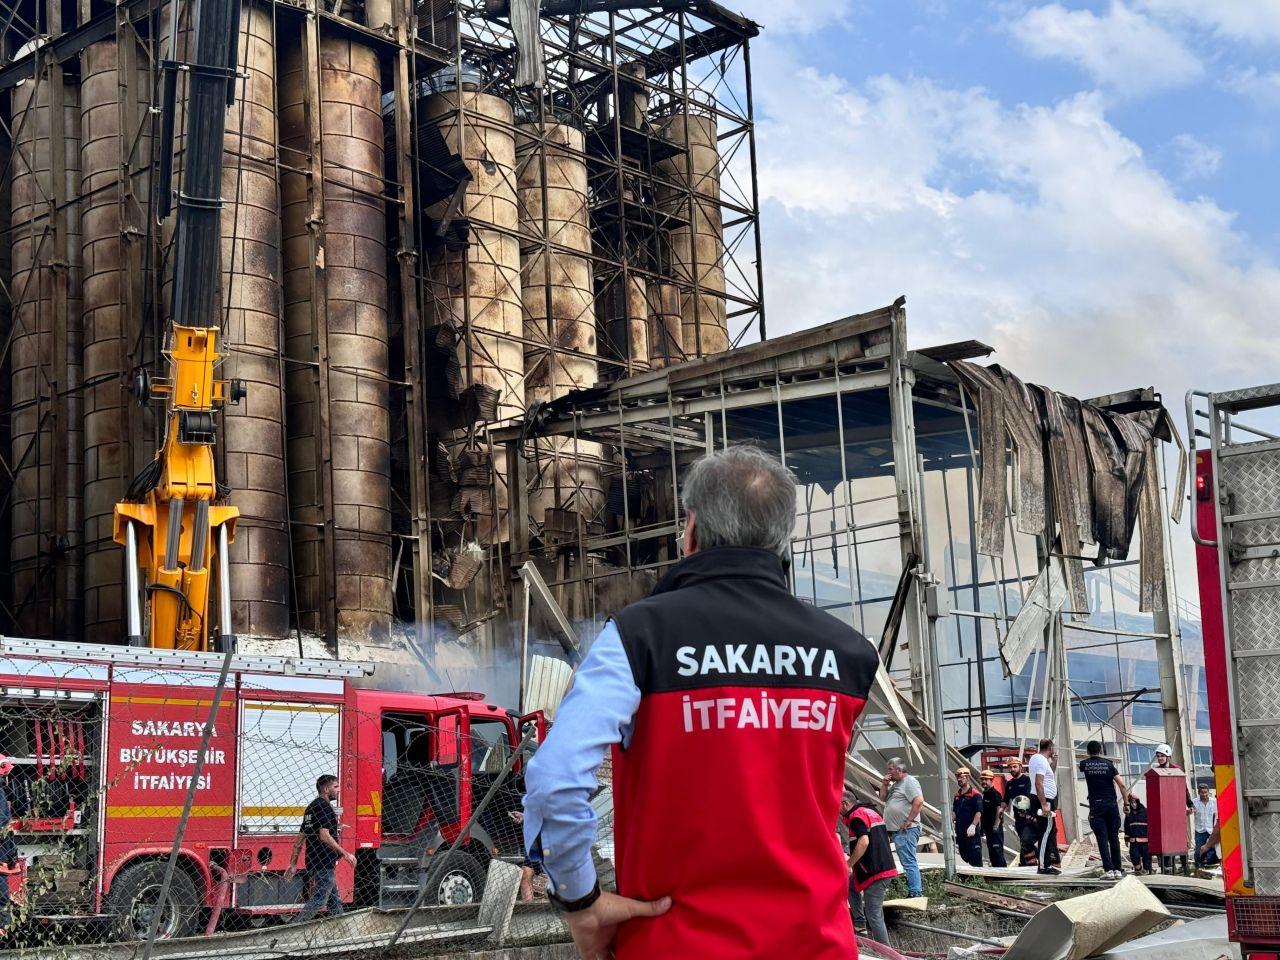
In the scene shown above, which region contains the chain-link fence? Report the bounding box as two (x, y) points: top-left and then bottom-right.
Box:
(0, 643), (601, 957)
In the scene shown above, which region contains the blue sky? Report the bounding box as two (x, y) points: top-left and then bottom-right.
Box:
(831, 2), (1280, 248)
(725, 0), (1280, 408)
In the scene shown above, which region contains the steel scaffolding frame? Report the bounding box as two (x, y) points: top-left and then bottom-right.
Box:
(0, 0), (764, 654)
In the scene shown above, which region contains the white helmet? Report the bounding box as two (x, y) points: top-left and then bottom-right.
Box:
(1155, 743), (1172, 757)
(1012, 794), (1032, 813)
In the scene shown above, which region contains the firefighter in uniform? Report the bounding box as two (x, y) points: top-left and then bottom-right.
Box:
(522, 446), (879, 960)
(954, 768), (984, 867)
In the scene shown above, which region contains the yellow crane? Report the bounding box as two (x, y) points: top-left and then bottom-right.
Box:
(112, 0), (245, 652)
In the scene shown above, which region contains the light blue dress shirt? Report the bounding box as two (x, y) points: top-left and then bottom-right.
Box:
(522, 621), (640, 899)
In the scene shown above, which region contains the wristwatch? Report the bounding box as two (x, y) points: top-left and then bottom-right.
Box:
(549, 880), (602, 913)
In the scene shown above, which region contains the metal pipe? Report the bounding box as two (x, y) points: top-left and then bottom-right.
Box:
(892, 919), (1008, 947)
(917, 454), (955, 880)
(485, 0), (695, 15)
(518, 587), (531, 714)
(189, 499), (209, 573)
(164, 498), (183, 571)
(124, 522), (142, 646)
(217, 522), (234, 653)
(1193, 405), (1279, 440)
(740, 38), (766, 341)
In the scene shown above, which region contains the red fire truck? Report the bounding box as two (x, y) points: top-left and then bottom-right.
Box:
(0, 637), (537, 940)
(1189, 384), (1280, 957)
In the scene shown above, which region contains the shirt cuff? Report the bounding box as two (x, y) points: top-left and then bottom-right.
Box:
(543, 854), (597, 901)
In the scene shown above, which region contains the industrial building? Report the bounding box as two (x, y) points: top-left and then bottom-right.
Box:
(0, 0), (763, 658)
(495, 302), (1200, 840)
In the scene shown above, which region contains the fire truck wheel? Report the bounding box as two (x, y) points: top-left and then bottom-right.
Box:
(425, 853), (488, 906)
(105, 861), (201, 942)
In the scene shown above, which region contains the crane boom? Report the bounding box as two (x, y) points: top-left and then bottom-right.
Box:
(112, 0), (245, 652)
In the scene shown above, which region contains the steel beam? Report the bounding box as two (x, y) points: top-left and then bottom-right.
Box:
(301, 4), (340, 654)
(498, 367), (892, 443)
(516, 561), (580, 661)
(1152, 439), (1195, 771)
(887, 301), (931, 717)
(392, 0), (435, 641)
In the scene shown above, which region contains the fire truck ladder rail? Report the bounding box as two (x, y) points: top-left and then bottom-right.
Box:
(0, 637), (374, 678)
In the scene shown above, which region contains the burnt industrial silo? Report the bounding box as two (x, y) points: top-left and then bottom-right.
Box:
(280, 34), (393, 643)
(9, 46), (82, 639)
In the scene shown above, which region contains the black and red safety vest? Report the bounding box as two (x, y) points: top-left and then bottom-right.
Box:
(610, 546), (879, 959)
(848, 805), (898, 892)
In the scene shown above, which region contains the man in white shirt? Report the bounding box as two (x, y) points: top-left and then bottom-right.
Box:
(1028, 738), (1060, 874)
(1192, 784), (1219, 867)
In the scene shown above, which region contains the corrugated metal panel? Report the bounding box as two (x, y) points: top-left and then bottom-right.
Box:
(524, 655), (573, 720)
(238, 701), (340, 834)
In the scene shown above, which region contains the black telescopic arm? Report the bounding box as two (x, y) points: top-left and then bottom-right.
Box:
(165, 0), (243, 329)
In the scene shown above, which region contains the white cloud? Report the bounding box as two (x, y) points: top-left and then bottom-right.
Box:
(747, 50), (1280, 407)
(1138, 0), (1280, 45)
(729, 0), (855, 35)
(1007, 3), (1204, 96)
(1169, 132), (1222, 179)
(1224, 67), (1280, 106)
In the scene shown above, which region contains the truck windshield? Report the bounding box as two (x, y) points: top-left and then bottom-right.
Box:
(470, 719), (512, 775)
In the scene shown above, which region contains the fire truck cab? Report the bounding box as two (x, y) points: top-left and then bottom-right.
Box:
(0, 638), (536, 940)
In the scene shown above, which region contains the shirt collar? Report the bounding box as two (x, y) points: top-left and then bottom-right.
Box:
(652, 546), (788, 594)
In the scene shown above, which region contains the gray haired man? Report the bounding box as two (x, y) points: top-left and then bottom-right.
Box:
(523, 445), (880, 960)
(877, 758), (924, 897)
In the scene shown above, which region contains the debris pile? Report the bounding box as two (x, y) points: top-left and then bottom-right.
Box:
(877, 868), (1233, 960)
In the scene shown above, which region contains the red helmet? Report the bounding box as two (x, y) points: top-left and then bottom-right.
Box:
(0, 754), (13, 776)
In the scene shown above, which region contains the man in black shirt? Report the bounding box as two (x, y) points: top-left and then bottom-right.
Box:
(285, 774), (356, 921)
(979, 770), (1007, 867)
(1079, 741), (1128, 879)
(1003, 758), (1036, 866)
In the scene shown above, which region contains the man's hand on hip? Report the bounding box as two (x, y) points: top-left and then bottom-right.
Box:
(565, 890), (672, 960)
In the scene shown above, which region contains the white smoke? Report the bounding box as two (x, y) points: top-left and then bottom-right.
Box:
(238, 622), (577, 711)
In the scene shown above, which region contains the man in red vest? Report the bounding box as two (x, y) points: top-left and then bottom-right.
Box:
(522, 446), (880, 959)
(845, 794), (898, 946)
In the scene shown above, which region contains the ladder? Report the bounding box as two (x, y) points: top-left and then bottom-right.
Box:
(1191, 382), (1280, 899)
(0, 636), (373, 679)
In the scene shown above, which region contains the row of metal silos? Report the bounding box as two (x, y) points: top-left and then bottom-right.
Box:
(425, 83), (729, 552)
(5, 6), (727, 647)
